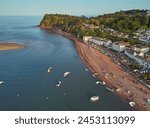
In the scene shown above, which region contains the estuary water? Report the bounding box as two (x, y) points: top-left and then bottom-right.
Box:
(0, 16), (133, 110)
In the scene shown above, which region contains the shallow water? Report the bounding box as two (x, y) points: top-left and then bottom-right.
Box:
(0, 16), (133, 110)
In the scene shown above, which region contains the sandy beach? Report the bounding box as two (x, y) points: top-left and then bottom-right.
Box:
(0, 43), (24, 51)
(76, 41), (150, 110)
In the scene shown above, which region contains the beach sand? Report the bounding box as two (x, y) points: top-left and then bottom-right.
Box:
(48, 29), (150, 110)
(0, 43), (24, 51)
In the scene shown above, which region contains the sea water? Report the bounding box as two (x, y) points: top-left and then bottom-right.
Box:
(0, 16), (133, 110)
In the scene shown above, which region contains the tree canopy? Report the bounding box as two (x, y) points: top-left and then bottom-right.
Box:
(39, 10), (150, 39)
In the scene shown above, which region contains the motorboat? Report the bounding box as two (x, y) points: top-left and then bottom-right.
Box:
(147, 99), (150, 104)
(63, 72), (70, 77)
(90, 96), (99, 102)
(47, 67), (52, 73)
(56, 81), (61, 87)
(129, 101), (136, 107)
(96, 81), (100, 84)
(84, 69), (88, 71)
(102, 81), (106, 85)
(0, 81), (4, 85)
(92, 74), (96, 77)
(106, 87), (114, 92)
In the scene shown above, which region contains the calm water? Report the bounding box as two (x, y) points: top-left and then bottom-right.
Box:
(0, 16), (133, 111)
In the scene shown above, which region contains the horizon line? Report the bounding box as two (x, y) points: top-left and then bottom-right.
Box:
(0, 8), (149, 17)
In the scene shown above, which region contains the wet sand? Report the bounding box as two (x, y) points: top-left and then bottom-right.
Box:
(46, 29), (150, 110)
(0, 43), (24, 51)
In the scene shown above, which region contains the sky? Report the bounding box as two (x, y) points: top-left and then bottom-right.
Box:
(0, 0), (150, 16)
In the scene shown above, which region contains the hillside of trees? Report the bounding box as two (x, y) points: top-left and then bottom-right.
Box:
(39, 9), (150, 40)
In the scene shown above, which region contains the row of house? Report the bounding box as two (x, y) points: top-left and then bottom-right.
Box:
(139, 35), (150, 43)
(104, 27), (150, 44)
(83, 36), (150, 69)
(125, 49), (150, 69)
(83, 36), (112, 47)
(134, 29), (150, 44)
(83, 36), (127, 52)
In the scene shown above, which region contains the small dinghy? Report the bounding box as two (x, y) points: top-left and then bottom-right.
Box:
(56, 81), (61, 87)
(47, 67), (52, 73)
(96, 81), (100, 84)
(147, 99), (150, 104)
(0, 81), (4, 85)
(106, 87), (114, 92)
(92, 74), (96, 77)
(102, 81), (106, 85)
(84, 69), (88, 71)
(129, 101), (136, 107)
(63, 72), (70, 77)
(90, 96), (99, 102)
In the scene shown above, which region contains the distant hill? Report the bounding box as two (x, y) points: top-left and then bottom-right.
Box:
(96, 9), (149, 17)
(39, 9), (150, 38)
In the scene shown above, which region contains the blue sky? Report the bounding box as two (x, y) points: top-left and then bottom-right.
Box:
(0, 0), (150, 16)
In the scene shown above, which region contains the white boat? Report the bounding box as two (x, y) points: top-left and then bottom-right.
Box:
(92, 74), (96, 77)
(96, 81), (100, 84)
(147, 99), (150, 104)
(0, 81), (4, 85)
(56, 81), (61, 87)
(84, 69), (88, 71)
(63, 72), (70, 77)
(90, 96), (99, 102)
(47, 67), (52, 73)
(129, 101), (136, 107)
(106, 87), (114, 92)
(102, 81), (106, 85)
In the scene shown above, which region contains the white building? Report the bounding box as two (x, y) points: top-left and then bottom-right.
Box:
(140, 47), (150, 53)
(83, 36), (92, 43)
(125, 49), (150, 69)
(147, 10), (150, 16)
(103, 40), (112, 47)
(124, 50), (135, 59)
(112, 42), (127, 52)
(89, 38), (104, 46)
(133, 46), (150, 53)
(139, 35), (150, 43)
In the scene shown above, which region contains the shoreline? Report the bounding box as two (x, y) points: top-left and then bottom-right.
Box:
(0, 43), (25, 51)
(43, 28), (150, 110)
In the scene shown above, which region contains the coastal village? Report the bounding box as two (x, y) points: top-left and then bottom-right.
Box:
(83, 28), (150, 87)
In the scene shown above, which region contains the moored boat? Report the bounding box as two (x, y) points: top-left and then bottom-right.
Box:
(129, 101), (136, 107)
(56, 81), (61, 87)
(47, 67), (52, 73)
(63, 72), (70, 77)
(102, 81), (106, 85)
(84, 69), (88, 71)
(0, 81), (4, 85)
(147, 99), (150, 104)
(90, 96), (99, 102)
(106, 87), (114, 92)
(96, 81), (100, 84)
(92, 74), (96, 77)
